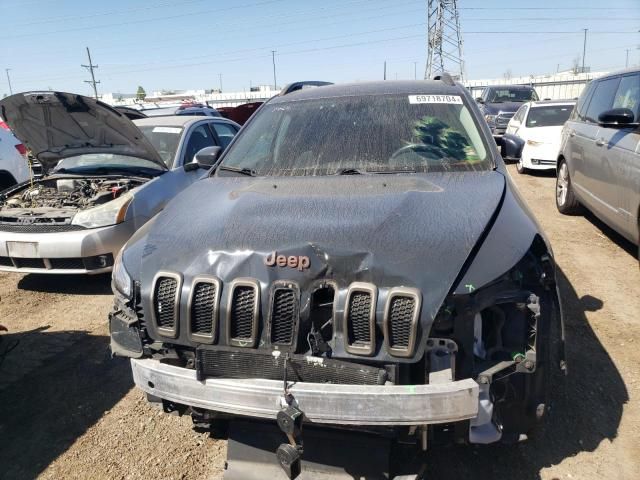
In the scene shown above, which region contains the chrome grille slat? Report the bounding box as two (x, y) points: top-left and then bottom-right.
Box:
(270, 287), (297, 346)
(344, 283), (377, 356)
(227, 279), (260, 348)
(151, 272), (181, 338)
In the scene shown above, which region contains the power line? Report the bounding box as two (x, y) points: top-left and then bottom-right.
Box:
(81, 47), (100, 99)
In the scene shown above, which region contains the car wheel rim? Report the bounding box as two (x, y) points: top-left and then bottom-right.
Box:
(557, 163), (569, 206)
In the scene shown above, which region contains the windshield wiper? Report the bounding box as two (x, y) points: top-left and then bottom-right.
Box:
(217, 165), (257, 176)
(366, 168), (416, 174)
(335, 168), (364, 175)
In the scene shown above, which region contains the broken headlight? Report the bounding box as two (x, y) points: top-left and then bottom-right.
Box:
(72, 192), (132, 228)
(112, 248), (132, 298)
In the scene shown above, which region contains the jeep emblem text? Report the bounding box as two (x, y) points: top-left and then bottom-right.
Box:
(265, 251), (310, 271)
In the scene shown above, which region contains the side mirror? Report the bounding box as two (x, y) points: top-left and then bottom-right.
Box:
(476, 97), (484, 103)
(598, 108), (637, 128)
(193, 146), (222, 170)
(500, 133), (525, 161)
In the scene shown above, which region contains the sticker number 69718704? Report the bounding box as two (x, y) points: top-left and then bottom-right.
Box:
(408, 95), (463, 104)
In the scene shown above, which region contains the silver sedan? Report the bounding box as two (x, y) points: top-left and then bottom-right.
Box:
(0, 91), (239, 274)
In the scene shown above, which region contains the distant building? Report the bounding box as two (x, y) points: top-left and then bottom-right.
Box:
(102, 86), (279, 108)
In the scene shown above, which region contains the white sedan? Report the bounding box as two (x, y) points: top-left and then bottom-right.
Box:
(505, 100), (575, 174)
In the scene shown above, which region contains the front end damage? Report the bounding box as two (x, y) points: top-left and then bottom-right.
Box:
(110, 235), (564, 478)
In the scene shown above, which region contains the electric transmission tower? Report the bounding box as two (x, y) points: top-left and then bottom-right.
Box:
(424, 0), (465, 81)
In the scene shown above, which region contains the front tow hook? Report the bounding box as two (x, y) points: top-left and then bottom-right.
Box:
(276, 405), (304, 479)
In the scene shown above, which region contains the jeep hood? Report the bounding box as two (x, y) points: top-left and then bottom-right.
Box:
(483, 101), (524, 114)
(138, 172), (505, 356)
(0, 91), (166, 169)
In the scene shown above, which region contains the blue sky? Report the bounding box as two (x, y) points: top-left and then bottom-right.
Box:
(1, 0), (639, 96)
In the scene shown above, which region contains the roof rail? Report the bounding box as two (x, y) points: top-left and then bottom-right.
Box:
(433, 73), (455, 86)
(279, 81), (333, 96)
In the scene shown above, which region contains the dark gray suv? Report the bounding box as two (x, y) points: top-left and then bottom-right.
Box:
(556, 68), (640, 253)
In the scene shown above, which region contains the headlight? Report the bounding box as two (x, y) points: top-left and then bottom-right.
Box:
(112, 248), (132, 298)
(485, 114), (497, 124)
(72, 193), (133, 228)
(526, 139), (544, 146)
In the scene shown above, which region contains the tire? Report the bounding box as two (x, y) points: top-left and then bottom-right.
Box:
(555, 159), (581, 215)
(516, 157), (528, 175)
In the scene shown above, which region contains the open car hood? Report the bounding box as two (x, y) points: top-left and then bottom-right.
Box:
(0, 91), (166, 170)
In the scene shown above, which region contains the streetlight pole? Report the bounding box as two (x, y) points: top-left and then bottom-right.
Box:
(5, 69), (13, 95)
(271, 50), (277, 91)
(414, 62), (417, 80)
(218, 73), (223, 92)
(581, 28), (588, 73)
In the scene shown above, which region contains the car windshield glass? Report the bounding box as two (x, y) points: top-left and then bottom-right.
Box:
(488, 88), (539, 103)
(526, 105), (573, 127)
(137, 125), (184, 167)
(53, 153), (165, 175)
(218, 94), (491, 176)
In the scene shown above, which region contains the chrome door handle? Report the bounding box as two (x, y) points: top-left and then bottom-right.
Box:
(595, 138), (606, 146)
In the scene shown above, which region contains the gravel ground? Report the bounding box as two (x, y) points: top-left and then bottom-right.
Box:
(0, 163), (638, 480)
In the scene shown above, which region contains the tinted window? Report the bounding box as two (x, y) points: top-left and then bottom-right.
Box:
(584, 77), (620, 123)
(488, 88), (539, 102)
(573, 82), (595, 121)
(183, 124), (216, 164)
(138, 125), (184, 167)
(612, 73), (640, 121)
(526, 105), (573, 128)
(219, 94), (491, 176)
(211, 122), (237, 149)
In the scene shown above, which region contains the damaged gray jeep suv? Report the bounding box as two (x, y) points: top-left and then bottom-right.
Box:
(110, 77), (565, 479)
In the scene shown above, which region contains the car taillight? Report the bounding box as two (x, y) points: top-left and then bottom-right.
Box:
(15, 144), (28, 157)
(0, 121), (10, 130)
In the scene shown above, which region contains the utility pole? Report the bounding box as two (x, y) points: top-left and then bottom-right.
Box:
(271, 50), (277, 91)
(81, 47), (100, 99)
(218, 73), (223, 92)
(384, 61), (387, 80)
(425, 0), (465, 81)
(414, 61), (418, 80)
(581, 29), (588, 73)
(5, 69), (13, 95)
(626, 49), (630, 68)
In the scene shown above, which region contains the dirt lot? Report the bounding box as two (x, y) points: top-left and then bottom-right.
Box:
(0, 164), (638, 480)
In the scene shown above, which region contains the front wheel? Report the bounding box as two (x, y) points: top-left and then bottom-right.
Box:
(556, 160), (581, 215)
(516, 157), (528, 175)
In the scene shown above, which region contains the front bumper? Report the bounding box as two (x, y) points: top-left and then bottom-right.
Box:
(131, 358), (479, 426)
(0, 221), (135, 274)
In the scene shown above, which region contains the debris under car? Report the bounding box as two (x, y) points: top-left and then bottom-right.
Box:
(110, 77), (566, 479)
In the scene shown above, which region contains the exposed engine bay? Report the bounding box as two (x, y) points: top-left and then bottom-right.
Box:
(0, 177), (146, 222)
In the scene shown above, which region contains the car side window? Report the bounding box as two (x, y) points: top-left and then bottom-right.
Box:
(584, 77), (621, 124)
(612, 73), (640, 121)
(211, 122), (238, 150)
(183, 124), (217, 165)
(512, 105), (525, 123)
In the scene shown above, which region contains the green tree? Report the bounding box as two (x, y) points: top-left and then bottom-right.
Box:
(136, 86), (146, 101)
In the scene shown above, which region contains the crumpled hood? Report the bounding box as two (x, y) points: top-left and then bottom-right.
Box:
(0, 91), (165, 169)
(139, 172), (505, 358)
(482, 101), (524, 114)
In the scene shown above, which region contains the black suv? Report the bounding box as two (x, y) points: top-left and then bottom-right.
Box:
(110, 78), (564, 479)
(477, 85), (539, 136)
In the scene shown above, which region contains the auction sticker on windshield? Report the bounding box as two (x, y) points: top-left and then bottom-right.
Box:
(408, 95), (463, 104)
(152, 126), (182, 134)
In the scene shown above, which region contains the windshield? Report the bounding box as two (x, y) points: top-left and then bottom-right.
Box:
(54, 153), (165, 175)
(218, 94), (491, 176)
(137, 125), (184, 167)
(488, 88), (539, 103)
(526, 105), (573, 128)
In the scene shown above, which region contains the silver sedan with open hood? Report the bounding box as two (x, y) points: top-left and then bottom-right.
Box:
(0, 91), (238, 274)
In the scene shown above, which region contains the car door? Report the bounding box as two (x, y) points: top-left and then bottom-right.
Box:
(573, 76), (620, 215)
(180, 122), (219, 167)
(598, 72), (640, 242)
(562, 83), (593, 192)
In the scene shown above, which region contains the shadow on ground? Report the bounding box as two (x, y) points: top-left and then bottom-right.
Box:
(17, 272), (112, 295)
(422, 266), (628, 479)
(0, 329), (132, 479)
